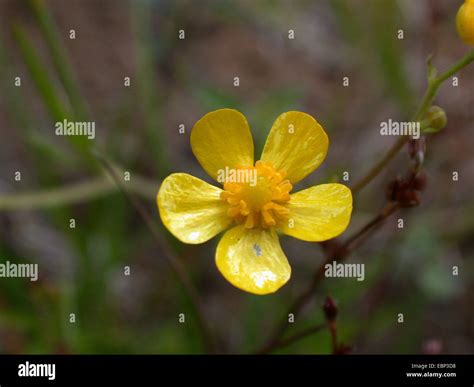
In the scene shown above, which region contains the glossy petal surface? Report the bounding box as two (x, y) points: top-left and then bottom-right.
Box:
(260, 111), (328, 183)
(158, 173), (231, 244)
(281, 184), (352, 242)
(216, 225), (291, 294)
(457, 1), (474, 45)
(191, 109), (254, 181)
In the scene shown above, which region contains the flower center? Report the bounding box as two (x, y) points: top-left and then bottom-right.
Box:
(220, 161), (292, 229)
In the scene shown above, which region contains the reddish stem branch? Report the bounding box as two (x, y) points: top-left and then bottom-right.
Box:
(255, 202), (399, 354)
(329, 321), (338, 354)
(351, 49), (474, 194)
(256, 323), (327, 354)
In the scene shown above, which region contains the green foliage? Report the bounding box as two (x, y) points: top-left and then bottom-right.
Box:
(0, 1), (472, 355)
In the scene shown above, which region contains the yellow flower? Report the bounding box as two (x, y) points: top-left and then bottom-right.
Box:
(157, 109), (352, 295)
(457, 0), (474, 45)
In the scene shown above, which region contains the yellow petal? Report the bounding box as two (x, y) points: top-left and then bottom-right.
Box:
(260, 111), (328, 183)
(216, 225), (291, 295)
(191, 109), (254, 181)
(281, 184), (352, 242)
(157, 173), (232, 244)
(457, 1), (474, 45)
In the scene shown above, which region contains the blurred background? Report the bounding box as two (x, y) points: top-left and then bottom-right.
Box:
(0, 0), (473, 354)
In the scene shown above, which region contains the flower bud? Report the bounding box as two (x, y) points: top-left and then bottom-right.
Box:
(323, 296), (338, 321)
(421, 106), (447, 134)
(456, 0), (474, 45)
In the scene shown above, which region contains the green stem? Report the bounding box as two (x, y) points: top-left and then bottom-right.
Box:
(351, 137), (407, 193)
(27, 0), (90, 119)
(0, 175), (157, 211)
(12, 23), (97, 170)
(131, 1), (170, 178)
(412, 53), (474, 121)
(93, 151), (217, 353)
(12, 24), (73, 122)
(352, 49), (474, 194)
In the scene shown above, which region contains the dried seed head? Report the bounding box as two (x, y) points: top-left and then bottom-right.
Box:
(412, 172), (428, 191)
(396, 187), (421, 208)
